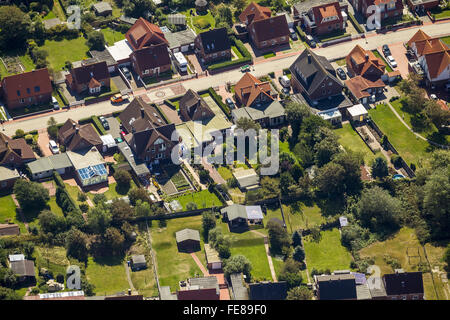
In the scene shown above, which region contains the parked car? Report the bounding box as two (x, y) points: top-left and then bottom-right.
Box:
(430, 94), (438, 100)
(122, 67), (131, 79)
(99, 116), (110, 130)
(51, 96), (60, 110)
(111, 93), (129, 104)
(289, 27), (298, 41)
(225, 98), (235, 109)
(336, 67), (347, 80)
(387, 55), (397, 68)
(306, 35), (316, 48)
(49, 140), (59, 154)
(240, 65), (251, 72)
(282, 87), (290, 96)
(382, 44), (391, 57)
(278, 75), (291, 87)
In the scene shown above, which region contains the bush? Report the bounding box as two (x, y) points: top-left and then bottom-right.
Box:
(390, 154), (403, 167)
(79, 203), (89, 213)
(208, 87), (231, 119)
(293, 246), (305, 262)
(15, 129), (25, 138)
(92, 116), (107, 136)
(114, 169), (131, 188)
(268, 71), (275, 78)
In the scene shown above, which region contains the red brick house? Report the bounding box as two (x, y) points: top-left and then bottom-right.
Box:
(130, 43), (171, 79)
(125, 18), (171, 79)
(346, 45), (386, 80)
(301, 2), (347, 36)
(349, 0), (403, 22)
(58, 119), (103, 152)
(240, 3), (289, 50)
(177, 276), (220, 300)
(179, 89), (215, 121)
(234, 73), (276, 107)
(406, 0), (440, 13)
(194, 28), (231, 64)
(0, 68), (52, 110)
(289, 48), (343, 104)
(0, 133), (35, 166)
(345, 76), (385, 104)
(66, 61), (110, 95)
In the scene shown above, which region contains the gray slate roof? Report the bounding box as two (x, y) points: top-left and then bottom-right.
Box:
(93, 2), (113, 14)
(131, 255), (146, 264)
(118, 142), (150, 177)
(230, 273), (249, 300)
(27, 153), (72, 174)
(221, 204), (248, 221)
(165, 29), (196, 49)
(0, 166), (19, 181)
(175, 228), (201, 243)
(234, 100), (286, 122)
(167, 14), (187, 25)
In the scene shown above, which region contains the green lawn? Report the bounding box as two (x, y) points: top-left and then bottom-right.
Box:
(263, 52), (276, 59)
(217, 166), (233, 180)
(34, 246), (69, 277)
(85, 256), (130, 296)
(186, 11), (216, 34)
(334, 123), (383, 165)
(151, 215), (206, 292)
(303, 228), (353, 272)
(231, 46), (243, 59)
(101, 181), (136, 200)
(441, 36), (450, 45)
(372, 50), (393, 72)
(335, 58), (346, 66)
(368, 103), (432, 167)
(430, 7), (450, 20)
(0, 195), (26, 233)
(130, 267), (158, 297)
(170, 189), (222, 210)
(101, 27), (125, 46)
(48, 196), (64, 217)
(39, 37), (90, 71)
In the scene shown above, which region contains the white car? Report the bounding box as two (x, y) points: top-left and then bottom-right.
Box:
(387, 55), (397, 68)
(430, 94), (438, 100)
(49, 140), (59, 154)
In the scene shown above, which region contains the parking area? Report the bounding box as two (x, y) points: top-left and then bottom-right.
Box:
(378, 42), (410, 79)
(104, 116), (122, 139)
(37, 128), (53, 157)
(185, 53), (204, 73)
(158, 103), (182, 124)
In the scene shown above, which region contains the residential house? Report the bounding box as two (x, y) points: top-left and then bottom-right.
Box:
(407, 29), (450, 88)
(0, 224), (20, 236)
(382, 270), (424, 300)
(194, 28), (231, 64)
(175, 228), (201, 253)
(240, 3), (289, 50)
(349, 0), (403, 28)
(10, 259), (36, 283)
(346, 45), (386, 79)
(289, 47), (343, 105)
(293, 0), (348, 20)
(220, 204), (263, 228)
(300, 1), (347, 36)
(27, 153), (73, 180)
(232, 168), (260, 191)
(58, 119), (103, 152)
(92, 2), (112, 16)
(0, 133), (35, 166)
(130, 255), (147, 271)
(125, 18), (171, 79)
(66, 147), (108, 188)
(248, 281), (288, 300)
(406, 0), (440, 13)
(66, 61), (111, 95)
(315, 273), (357, 300)
(179, 89), (215, 121)
(0, 165), (20, 191)
(0, 68), (52, 109)
(232, 100), (286, 127)
(204, 244), (222, 270)
(345, 76), (385, 104)
(119, 97), (167, 133)
(177, 276), (220, 300)
(234, 73), (277, 108)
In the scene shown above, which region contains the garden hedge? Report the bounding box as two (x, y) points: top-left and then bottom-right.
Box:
(348, 12), (365, 34)
(208, 87), (231, 119)
(208, 37), (252, 72)
(92, 115), (107, 136)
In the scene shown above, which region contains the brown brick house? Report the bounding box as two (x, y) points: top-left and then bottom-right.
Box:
(58, 119), (103, 152)
(289, 48), (343, 104)
(345, 76), (385, 104)
(406, 0), (440, 13)
(179, 89), (215, 121)
(240, 2), (289, 50)
(0, 68), (52, 110)
(346, 45), (386, 80)
(301, 2), (347, 36)
(119, 96), (168, 133)
(234, 73), (276, 107)
(130, 43), (171, 79)
(125, 18), (171, 79)
(194, 28), (231, 64)
(65, 61), (110, 95)
(0, 133), (35, 166)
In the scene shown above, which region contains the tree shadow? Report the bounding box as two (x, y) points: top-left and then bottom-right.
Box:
(315, 197), (346, 217)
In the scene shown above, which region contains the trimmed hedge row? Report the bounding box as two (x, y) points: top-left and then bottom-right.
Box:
(92, 115), (107, 136)
(208, 37), (252, 72)
(319, 33), (351, 43)
(53, 172), (65, 188)
(56, 186), (78, 214)
(296, 25), (307, 42)
(208, 87), (231, 120)
(348, 12), (365, 34)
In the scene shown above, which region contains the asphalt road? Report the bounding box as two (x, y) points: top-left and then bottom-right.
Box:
(4, 21), (450, 136)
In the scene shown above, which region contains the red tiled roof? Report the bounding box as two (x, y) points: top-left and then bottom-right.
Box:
(125, 17), (168, 50)
(424, 50), (450, 79)
(249, 15), (290, 43)
(88, 77), (101, 89)
(346, 45), (385, 80)
(0, 133), (35, 165)
(235, 73), (274, 107)
(1, 68), (52, 102)
(407, 29), (432, 47)
(239, 2), (271, 24)
(345, 75), (385, 100)
(313, 2), (342, 22)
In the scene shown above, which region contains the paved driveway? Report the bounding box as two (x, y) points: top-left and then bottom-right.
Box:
(380, 42), (409, 78)
(104, 116), (121, 138)
(37, 128), (53, 157)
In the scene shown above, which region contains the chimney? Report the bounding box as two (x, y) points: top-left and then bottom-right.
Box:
(140, 107), (145, 119)
(307, 54), (311, 63)
(128, 289), (132, 296)
(75, 127), (79, 134)
(365, 53), (369, 61)
(72, 123), (76, 129)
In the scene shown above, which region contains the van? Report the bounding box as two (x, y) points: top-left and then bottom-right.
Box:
(279, 75), (290, 88)
(52, 96), (60, 110)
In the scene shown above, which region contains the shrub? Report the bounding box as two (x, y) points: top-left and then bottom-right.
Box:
(268, 71), (275, 78)
(53, 172), (65, 188)
(208, 87), (231, 119)
(114, 169), (131, 188)
(24, 134), (34, 144)
(79, 203), (89, 213)
(390, 154), (403, 167)
(15, 129), (25, 138)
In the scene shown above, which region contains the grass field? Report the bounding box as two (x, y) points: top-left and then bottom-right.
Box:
(151, 215), (206, 292)
(0, 195), (26, 233)
(170, 189), (222, 210)
(40, 37), (90, 71)
(303, 228), (353, 272)
(101, 181), (137, 200)
(368, 103), (432, 167)
(187, 11), (216, 34)
(85, 256), (130, 296)
(335, 123), (383, 165)
(34, 246), (69, 277)
(48, 196), (64, 217)
(101, 27), (125, 46)
(359, 227), (449, 300)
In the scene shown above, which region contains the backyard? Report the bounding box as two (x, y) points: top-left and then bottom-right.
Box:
(334, 123), (382, 165)
(0, 195), (26, 233)
(368, 103), (432, 167)
(101, 27), (125, 46)
(169, 189), (222, 210)
(85, 256), (130, 296)
(303, 228), (353, 272)
(39, 37), (90, 71)
(151, 215), (207, 292)
(185, 10), (216, 34)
